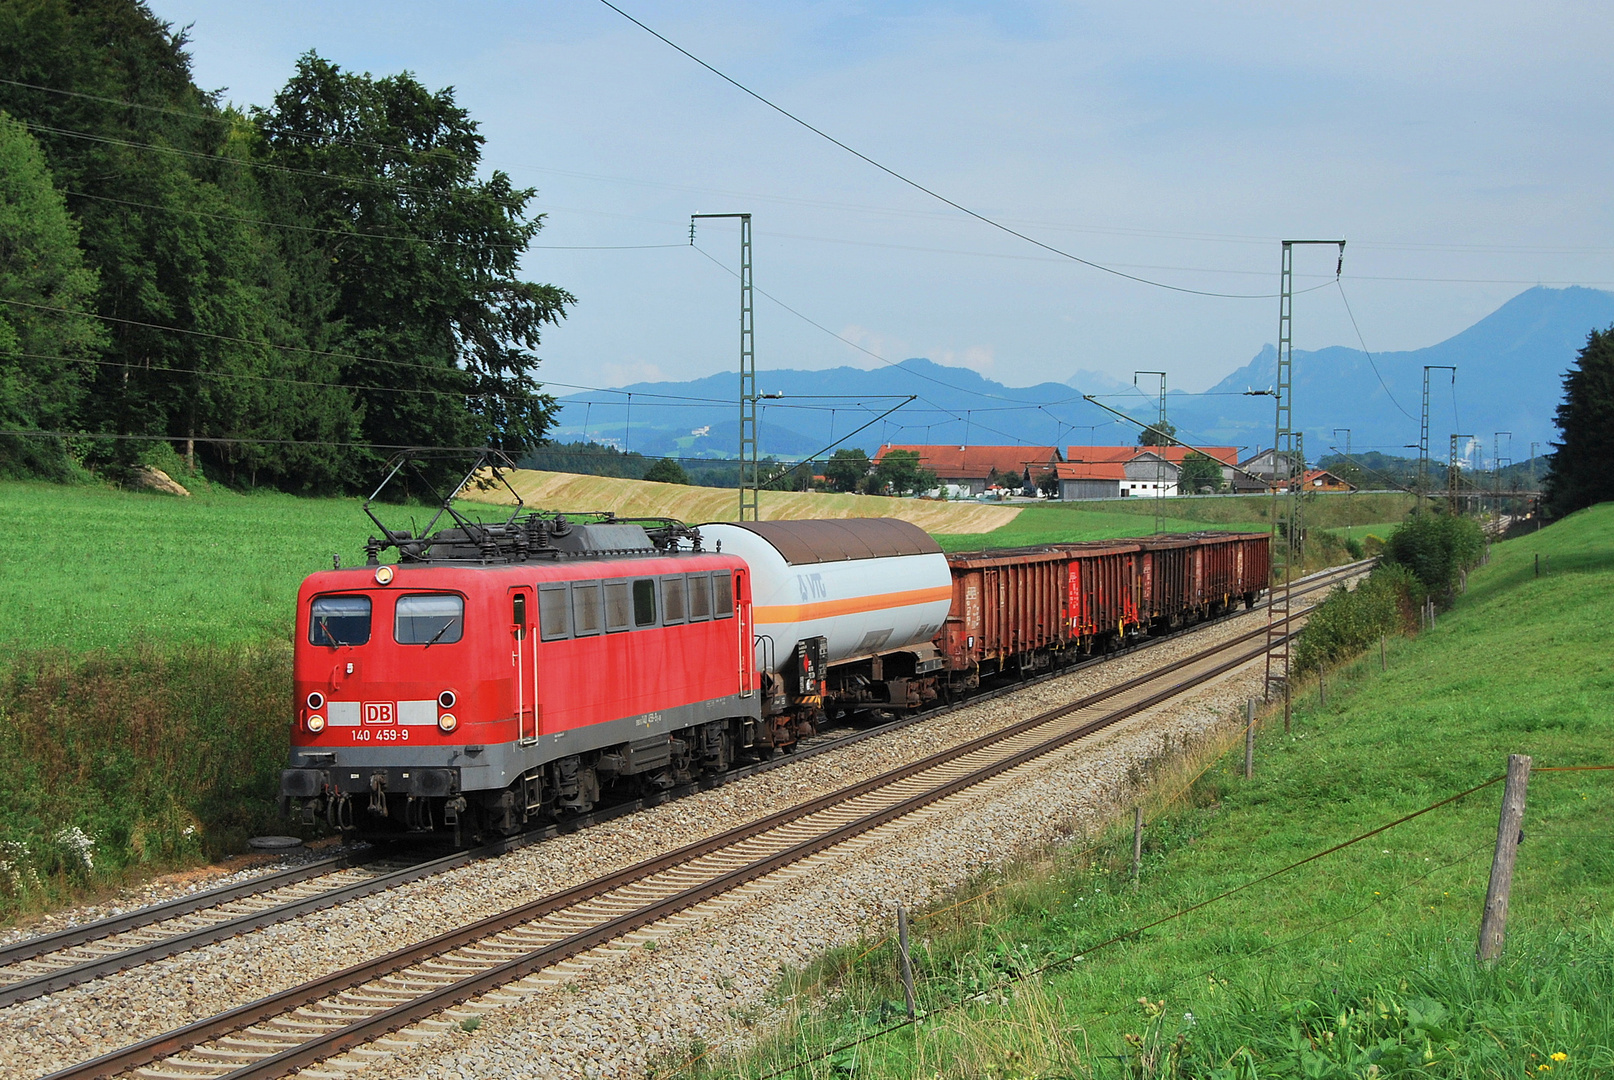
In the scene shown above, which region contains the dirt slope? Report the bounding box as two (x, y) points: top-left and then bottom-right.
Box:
(460, 470), (1020, 534)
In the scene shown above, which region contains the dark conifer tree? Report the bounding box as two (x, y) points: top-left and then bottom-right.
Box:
(1543, 325), (1614, 517)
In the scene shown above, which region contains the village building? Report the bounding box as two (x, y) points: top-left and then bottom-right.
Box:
(871, 444), (1062, 495)
(1057, 445), (1241, 500)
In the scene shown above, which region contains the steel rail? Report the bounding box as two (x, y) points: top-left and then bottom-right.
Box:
(49, 583), (1337, 1080)
(4, 558), (1368, 1013)
(0, 853), (350, 968)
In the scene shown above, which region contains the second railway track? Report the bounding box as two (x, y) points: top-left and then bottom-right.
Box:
(47, 564), (1358, 1080)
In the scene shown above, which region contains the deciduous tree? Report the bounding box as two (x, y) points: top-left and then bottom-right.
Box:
(0, 111), (104, 477)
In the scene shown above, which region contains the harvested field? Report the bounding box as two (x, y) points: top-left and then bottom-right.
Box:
(461, 469), (1022, 533)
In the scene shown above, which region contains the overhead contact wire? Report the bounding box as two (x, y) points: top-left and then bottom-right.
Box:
(607, 0), (1311, 301)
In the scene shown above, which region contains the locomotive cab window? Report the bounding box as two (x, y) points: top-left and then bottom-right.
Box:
(394, 594), (464, 645)
(686, 573), (711, 621)
(661, 576), (686, 624)
(539, 584), (570, 640)
(604, 581), (633, 632)
(310, 595), (371, 646)
(713, 573), (734, 618)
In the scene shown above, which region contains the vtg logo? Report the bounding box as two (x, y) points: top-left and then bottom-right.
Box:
(796, 572), (827, 602)
(362, 701), (396, 725)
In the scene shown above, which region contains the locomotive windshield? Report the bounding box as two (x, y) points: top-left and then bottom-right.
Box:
(395, 594), (465, 645)
(309, 595), (371, 646)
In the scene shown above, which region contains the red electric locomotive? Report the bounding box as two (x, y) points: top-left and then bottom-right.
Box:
(281, 513), (761, 840)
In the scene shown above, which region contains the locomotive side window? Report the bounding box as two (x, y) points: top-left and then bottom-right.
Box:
(686, 573), (711, 621)
(538, 584), (570, 640)
(395, 594), (464, 645)
(661, 576), (686, 624)
(632, 579), (657, 627)
(309, 595), (371, 646)
(604, 581), (633, 632)
(713, 573), (734, 618)
(572, 582), (602, 636)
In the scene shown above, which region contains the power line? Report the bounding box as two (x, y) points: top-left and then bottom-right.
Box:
(64, 189), (683, 253)
(689, 244), (1088, 408)
(604, 0), (1305, 301)
(0, 297), (537, 384)
(0, 76), (473, 163)
(0, 429), (493, 454)
(19, 119), (469, 199)
(9, 351), (521, 402)
(1335, 279), (1416, 422)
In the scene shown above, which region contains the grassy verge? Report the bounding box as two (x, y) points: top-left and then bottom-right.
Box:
(692, 503), (1614, 1080)
(0, 642), (294, 922)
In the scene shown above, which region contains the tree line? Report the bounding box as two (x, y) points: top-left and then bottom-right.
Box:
(0, 0), (571, 492)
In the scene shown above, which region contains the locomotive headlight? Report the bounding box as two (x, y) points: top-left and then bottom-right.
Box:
(306, 691), (325, 710)
(374, 565), (395, 585)
(306, 713), (326, 733)
(436, 712), (458, 733)
(437, 690), (456, 709)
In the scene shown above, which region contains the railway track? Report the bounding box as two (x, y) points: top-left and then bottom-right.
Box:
(46, 560), (1363, 1080)
(0, 559), (1367, 1019)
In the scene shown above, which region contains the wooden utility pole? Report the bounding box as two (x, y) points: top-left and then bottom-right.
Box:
(1478, 755), (1532, 962)
(896, 905), (917, 1018)
(1244, 699), (1256, 779)
(1131, 806), (1144, 887)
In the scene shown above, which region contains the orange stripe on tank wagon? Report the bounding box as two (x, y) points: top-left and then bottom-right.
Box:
(753, 585), (953, 624)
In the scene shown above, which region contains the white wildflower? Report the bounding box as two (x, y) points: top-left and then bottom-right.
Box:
(54, 826), (96, 872)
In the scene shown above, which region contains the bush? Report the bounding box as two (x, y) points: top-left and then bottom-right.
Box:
(1293, 563), (1422, 674)
(1383, 511), (1485, 598)
(642, 457), (690, 485)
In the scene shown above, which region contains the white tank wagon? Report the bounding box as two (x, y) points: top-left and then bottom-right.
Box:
(700, 519), (953, 746)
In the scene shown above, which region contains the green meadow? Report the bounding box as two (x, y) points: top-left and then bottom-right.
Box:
(694, 504), (1614, 1080)
(933, 491), (1414, 553)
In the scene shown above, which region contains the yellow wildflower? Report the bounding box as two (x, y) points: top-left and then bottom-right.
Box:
(1551, 1053), (1568, 1062)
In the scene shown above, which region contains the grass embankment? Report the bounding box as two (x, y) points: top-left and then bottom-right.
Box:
(698, 504), (1614, 1079)
(0, 481), (383, 920)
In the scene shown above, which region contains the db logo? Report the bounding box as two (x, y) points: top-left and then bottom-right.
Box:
(362, 701), (396, 725)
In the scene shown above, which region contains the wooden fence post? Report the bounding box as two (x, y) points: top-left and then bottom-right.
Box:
(1244, 700), (1256, 780)
(1131, 806), (1143, 888)
(1478, 754), (1532, 963)
(1380, 636), (1387, 672)
(897, 905), (917, 1018)
(1534, 553), (1540, 578)
(1319, 668), (1326, 706)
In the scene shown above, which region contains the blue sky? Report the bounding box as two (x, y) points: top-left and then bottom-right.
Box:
(154, 1), (1614, 394)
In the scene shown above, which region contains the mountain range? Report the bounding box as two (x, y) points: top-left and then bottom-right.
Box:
(545, 286), (1613, 467)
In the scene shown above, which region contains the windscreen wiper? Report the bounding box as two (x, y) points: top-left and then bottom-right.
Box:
(422, 620), (456, 649)
(318, 616), (347, 648)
